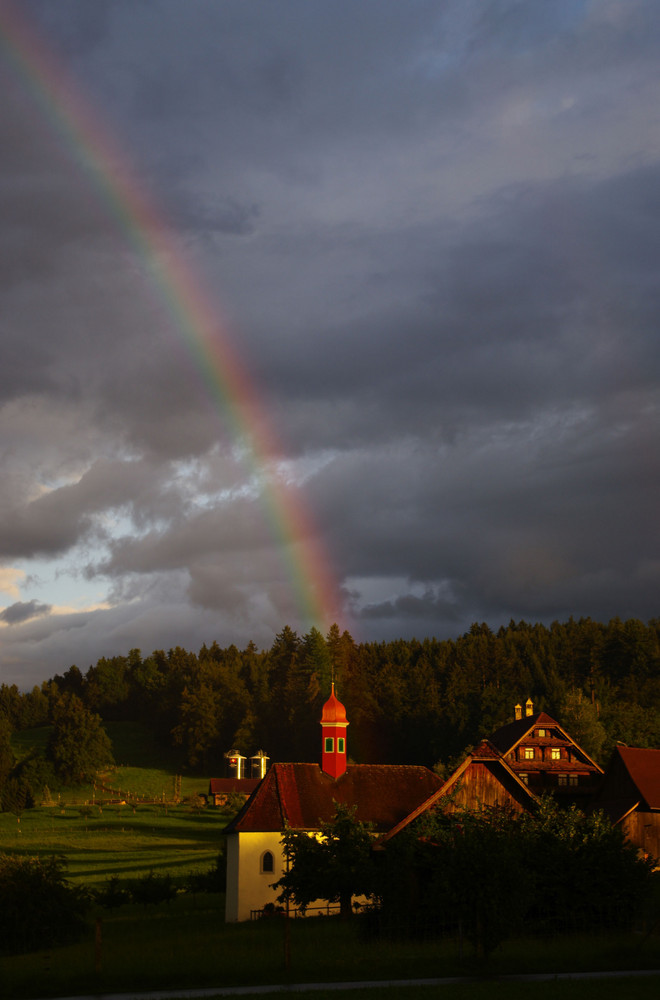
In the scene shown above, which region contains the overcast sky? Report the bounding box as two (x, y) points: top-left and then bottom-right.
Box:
(1, 0), (660, 688)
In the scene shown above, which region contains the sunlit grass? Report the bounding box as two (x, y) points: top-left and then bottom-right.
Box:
(0, 801), (230, 885)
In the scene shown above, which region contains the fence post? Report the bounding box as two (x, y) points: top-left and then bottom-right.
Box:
(95, 917), (102, 974)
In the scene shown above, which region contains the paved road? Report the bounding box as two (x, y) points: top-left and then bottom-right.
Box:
(45, 968), (660, 1000)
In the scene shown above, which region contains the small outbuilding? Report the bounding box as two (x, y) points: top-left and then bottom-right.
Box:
(590, 745), (660, 862)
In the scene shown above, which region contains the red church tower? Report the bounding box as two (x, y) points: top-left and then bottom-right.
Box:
(321, 683), (348, 779)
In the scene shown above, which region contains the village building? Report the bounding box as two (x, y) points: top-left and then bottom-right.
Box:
(208, 749), (269, 806)
(222, 692), (656, 921)
(378, 738), (538, 846)
(223, 684), (442, 921)
(486, 700), (604, 805)
(208, 778), (261, 808)
(590, 745), (660, 862)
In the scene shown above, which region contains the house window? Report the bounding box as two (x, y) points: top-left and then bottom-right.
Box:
(550, 748), (561, 760)
(558, 774), (568, 787)
(261, 851), (274, 874)
(569, 774), (578, 787)
(337, 737), (345, 753)
(519, 773), (529, 785)
(537, 729), (547, 738)
(324, 737), (334, 753)
(523, 748), (535, 760)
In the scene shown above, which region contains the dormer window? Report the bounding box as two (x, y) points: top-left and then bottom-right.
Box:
(523, 747), (535, 760)
(550, 748), (561, 760)
(537, 729), (547, 738)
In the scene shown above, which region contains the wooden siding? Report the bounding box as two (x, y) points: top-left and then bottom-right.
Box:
(445, 761), (530, 814)
(621, 811), (660, 864)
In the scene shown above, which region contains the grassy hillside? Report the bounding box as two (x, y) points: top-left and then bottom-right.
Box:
(10, 720), (214, 803)
(3, 720), (234, 885)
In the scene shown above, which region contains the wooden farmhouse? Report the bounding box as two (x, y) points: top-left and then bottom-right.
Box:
(223, 685), (442, 921)
(377, 739), (538, 847)
(486, 700), (603, 805)
(590, 746), (660, 862)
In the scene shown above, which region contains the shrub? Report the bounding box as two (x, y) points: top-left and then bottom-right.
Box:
(0, 854), (90, 954)
(94, 875), (131, 909)
(185, 851), (226, 895)
(130, 870), (177, 906)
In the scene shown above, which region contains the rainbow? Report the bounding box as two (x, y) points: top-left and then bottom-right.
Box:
(0, 2), (342, 636)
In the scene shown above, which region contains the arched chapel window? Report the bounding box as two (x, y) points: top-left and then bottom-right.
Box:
(261, 851), (274, 874)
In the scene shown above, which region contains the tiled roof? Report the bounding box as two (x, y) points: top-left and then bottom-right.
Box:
(618, 747), (660, 810)
(225, 762), (443, 834)
(377, 748), (538, 845)
(208, 778), (261, 796)
(471, 739), (503, 759)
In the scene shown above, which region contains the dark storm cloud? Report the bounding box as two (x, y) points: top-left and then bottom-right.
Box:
(0, 600), (52, 625)
(2, 0), (660, 681)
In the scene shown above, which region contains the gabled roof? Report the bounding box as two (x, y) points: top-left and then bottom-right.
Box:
(618, 747), (660, 810)
(488, 711), (560, 753)
(224, 762), (442, 834)
(377, 740), (538, 845)
(487, 711), (603, 772)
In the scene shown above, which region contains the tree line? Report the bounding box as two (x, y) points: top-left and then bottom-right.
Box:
(1, 616), (660, 803)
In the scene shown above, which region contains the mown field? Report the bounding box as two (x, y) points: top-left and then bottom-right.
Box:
(3, 721), (231, 885)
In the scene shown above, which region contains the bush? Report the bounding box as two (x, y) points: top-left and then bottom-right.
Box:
(0, 854), (90, 954)
(185, 852), (226, 895)
(130, 870), (177, 906)
(94, 875), (131, 909)
(376, 799), (656, 956)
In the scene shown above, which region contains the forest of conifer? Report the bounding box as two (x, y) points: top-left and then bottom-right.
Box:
(1, 617), (660, 789)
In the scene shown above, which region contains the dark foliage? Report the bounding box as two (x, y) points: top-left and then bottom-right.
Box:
(0, 854), (90, 954)
(185, 852), (226, 895)
(2, 616), (660, 776)
(93, 875), (131, 909)
(129, 870), (177, 907)
(375, 798), (656, 956)
(275, 803), (376, 919)
(46, 693), (114, 785)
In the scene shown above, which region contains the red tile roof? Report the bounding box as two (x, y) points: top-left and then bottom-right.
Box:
(617, 747), (660, 810)
(225, 762), (443, 834)
(209, 778), (261, 796)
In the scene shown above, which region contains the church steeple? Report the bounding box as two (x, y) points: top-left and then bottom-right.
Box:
(320, 683), (348, 778)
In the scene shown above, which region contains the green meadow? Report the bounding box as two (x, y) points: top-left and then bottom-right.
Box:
(3, 721), (228, 885)
(0, 801), (227, 885)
